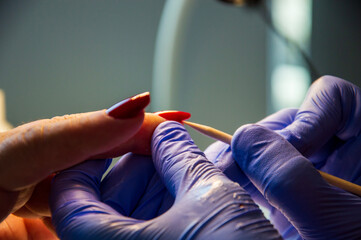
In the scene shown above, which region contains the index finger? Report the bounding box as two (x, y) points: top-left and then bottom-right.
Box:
(277, 76), (361, 156)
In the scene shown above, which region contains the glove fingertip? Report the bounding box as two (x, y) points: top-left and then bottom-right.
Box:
(231, 124), (267, 163)
(152, 121), (190, 152)
(151, 121), (228, 197)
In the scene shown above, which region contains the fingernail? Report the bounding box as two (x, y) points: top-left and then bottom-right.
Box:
(155, 110), (191, 123)
(107, 92), (150, 119)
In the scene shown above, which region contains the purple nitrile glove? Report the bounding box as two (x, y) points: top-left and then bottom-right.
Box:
(50, 122), (282, 240)
(205, 108), (300, 239)
(230, 76), (361, 239)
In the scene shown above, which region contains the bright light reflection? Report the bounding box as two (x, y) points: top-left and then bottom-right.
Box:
(271, 64), (310, 110)
(272, 0), (312, 44)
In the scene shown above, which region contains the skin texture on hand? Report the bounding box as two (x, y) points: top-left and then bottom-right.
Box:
(0, 214), (57, 240)
(0, 109), (165, 239)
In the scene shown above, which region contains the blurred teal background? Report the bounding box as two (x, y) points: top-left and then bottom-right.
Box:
(1, 0), (361, 149)
(0, 0), (164, 123)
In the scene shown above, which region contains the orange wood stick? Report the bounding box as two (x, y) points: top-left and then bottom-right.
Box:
(183, 120), (361, 197)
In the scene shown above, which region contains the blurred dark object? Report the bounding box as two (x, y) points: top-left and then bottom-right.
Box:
(312, 0), (361, 85)
(217, 0), (261, 7)
(218, 0), (320, 80)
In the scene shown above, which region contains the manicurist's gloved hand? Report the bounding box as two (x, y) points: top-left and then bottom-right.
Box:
(0, 92), (166, 239)
(231, 76), (361, 239)
(204, 108), (300, 238)
(50, 121), (282, 240)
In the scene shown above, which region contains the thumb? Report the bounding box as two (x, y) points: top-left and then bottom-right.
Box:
(0, 92), (163, 191)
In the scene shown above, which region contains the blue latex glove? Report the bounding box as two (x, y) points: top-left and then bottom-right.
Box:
(230, 76), (361, 239)
(50, 122), (282, 240)
(205, 108), (300, 239)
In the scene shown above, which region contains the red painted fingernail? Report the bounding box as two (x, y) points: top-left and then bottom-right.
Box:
(155, 110), (191, 123)
(107, 92), (150, 119)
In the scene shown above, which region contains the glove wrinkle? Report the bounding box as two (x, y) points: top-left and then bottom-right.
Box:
(232, 123), (361, 240)
(51, 121), (283, 240)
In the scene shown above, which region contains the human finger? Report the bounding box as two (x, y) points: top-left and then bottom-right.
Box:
(257, 108), (298, 131)
(151, 121), (281, 239)
(277, 76), (361, 157)
(100, 153), (172, 220)
(50, 123), (281, 239)
(0, 92), (153, 192)
(232, 124), (361, 239)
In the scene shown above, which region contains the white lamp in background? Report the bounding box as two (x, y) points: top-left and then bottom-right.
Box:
(152, 0), (195, 111)
(271, 64), (310, 110)
(268, 0), (312, 113)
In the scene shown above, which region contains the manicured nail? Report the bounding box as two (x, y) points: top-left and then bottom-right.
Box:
(155, 110), (191, 123)
(107, 92), (150, 119)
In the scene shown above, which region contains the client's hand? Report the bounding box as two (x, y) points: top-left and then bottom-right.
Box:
(0, 92), (165, 239)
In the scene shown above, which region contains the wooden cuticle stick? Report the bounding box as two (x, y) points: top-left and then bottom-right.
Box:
(183, 120), (361, 197)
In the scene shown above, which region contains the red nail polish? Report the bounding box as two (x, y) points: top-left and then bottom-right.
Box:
(107, 92), (150, 119)
(155, 110), (191, 123)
